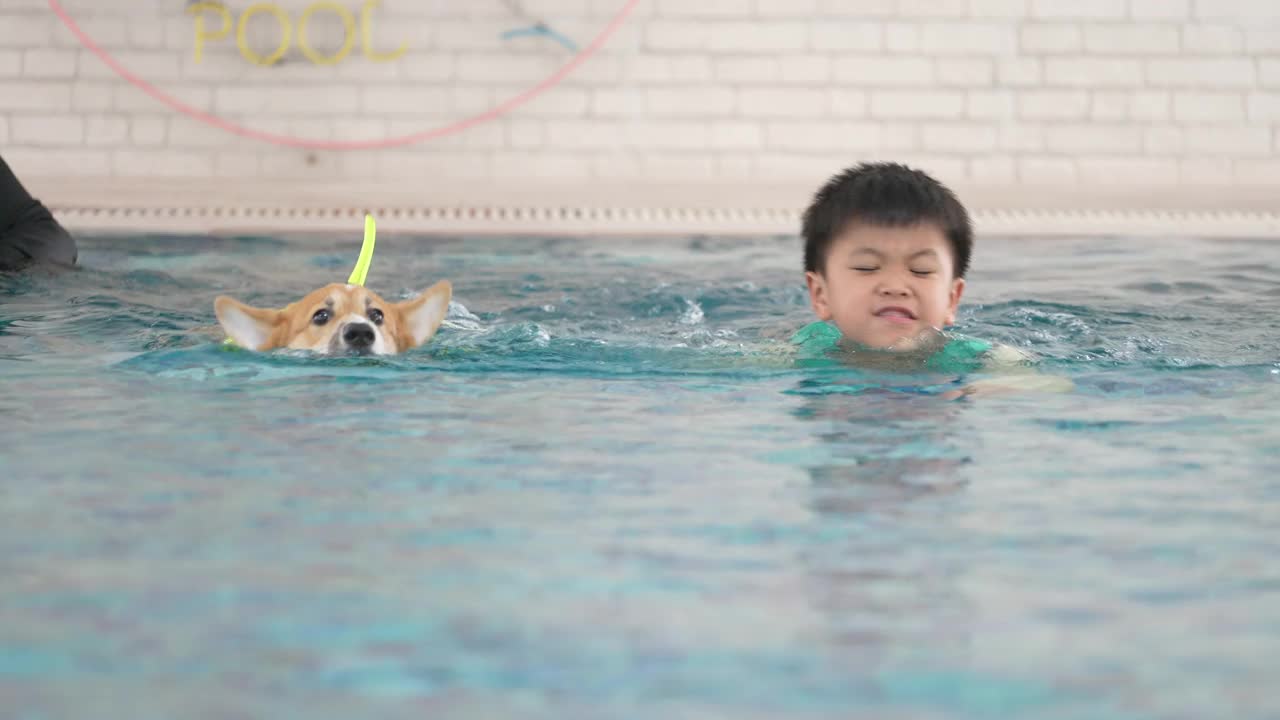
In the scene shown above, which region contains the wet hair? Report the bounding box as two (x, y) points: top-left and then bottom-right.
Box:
(802, 162), (972, 278)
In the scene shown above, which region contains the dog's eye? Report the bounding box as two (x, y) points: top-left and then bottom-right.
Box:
(312, 309), (331, 325)
(368, 308), (384, 325)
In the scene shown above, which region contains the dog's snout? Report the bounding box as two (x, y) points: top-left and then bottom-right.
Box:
(343, 322), (375, 348)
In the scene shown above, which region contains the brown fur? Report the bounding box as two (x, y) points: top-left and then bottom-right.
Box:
(214, 280), (452, 354)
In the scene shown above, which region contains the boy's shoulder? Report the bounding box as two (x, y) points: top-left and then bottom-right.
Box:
(785, 321), (1072, 395)
(983, 342), (1034, 367)
(788, 321), (1032, 372)
(789, 320), (842, 346)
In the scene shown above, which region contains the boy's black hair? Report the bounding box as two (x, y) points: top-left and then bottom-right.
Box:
(802, 162), (972, 278)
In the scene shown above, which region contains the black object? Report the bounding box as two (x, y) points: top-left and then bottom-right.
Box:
(0, 155), (78, 272)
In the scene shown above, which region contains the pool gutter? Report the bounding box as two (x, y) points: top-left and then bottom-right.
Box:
(26, 177), (1280, 239)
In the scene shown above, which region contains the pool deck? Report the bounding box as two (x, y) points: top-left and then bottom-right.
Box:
(25, 176), (1280, 238)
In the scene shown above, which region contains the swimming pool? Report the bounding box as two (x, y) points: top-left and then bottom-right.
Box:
(2, 231), (1278, 719)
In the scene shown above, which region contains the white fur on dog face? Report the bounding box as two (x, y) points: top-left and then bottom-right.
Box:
(282, 311), (391, 355)
(258, 285), (385, 355)
(336, 312), (391, 355)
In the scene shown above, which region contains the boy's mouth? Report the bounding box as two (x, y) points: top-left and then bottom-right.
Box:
(874, 306), (917, 324)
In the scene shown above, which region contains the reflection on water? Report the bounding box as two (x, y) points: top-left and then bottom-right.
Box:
(1, 233), (1278, 719)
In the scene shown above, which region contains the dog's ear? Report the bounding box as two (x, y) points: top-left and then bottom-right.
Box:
(393, 280), (452, 350)
(214, 296), (284, 351)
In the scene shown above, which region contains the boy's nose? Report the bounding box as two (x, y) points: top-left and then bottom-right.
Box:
(877, 285), (910, 297)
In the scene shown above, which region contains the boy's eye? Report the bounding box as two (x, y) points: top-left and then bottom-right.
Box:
(911, 270), (936, 276)
(312, 309), (331, 325)
(368, 308), (384, 325)
(851, 266), (878, 272)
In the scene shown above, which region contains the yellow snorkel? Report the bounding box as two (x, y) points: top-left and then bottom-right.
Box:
(221, 214), (377, 349)
(348, 214), (376, 287)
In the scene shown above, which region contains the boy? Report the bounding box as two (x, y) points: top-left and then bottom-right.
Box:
(792, 162), (1067, 394)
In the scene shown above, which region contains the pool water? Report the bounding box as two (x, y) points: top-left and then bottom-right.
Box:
(1, 232), (1278, 719)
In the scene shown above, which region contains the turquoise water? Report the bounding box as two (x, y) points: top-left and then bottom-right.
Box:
(1, 232), (1278, 719)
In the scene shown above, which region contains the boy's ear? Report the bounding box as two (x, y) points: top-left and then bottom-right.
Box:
(214, 296), (284, 351)
(394, 280), (452, 350)
(945, 277), (966, 326)
(805, 271), (832, 321)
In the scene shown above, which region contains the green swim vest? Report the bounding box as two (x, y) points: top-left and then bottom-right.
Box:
(790, 321), (992, 373)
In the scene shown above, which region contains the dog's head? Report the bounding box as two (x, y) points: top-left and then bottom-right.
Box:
(214, 280), (451, 356)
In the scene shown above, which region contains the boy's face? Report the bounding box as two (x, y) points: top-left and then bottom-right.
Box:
(805, 222), (965, 351)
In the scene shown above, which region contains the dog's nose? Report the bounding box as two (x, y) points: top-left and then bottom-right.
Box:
(343, 322), (375, 348)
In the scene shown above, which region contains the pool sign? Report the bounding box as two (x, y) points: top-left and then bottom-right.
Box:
(47, 0), (639, 149)
(188, 1), (407, 67)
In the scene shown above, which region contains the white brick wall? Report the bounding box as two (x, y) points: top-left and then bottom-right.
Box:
(1, 0), (1278, 190)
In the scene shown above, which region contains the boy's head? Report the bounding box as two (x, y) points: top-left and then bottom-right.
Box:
(802, 162), (973, 351)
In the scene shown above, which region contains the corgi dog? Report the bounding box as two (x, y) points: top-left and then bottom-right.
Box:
(214, 280), (451, 356)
